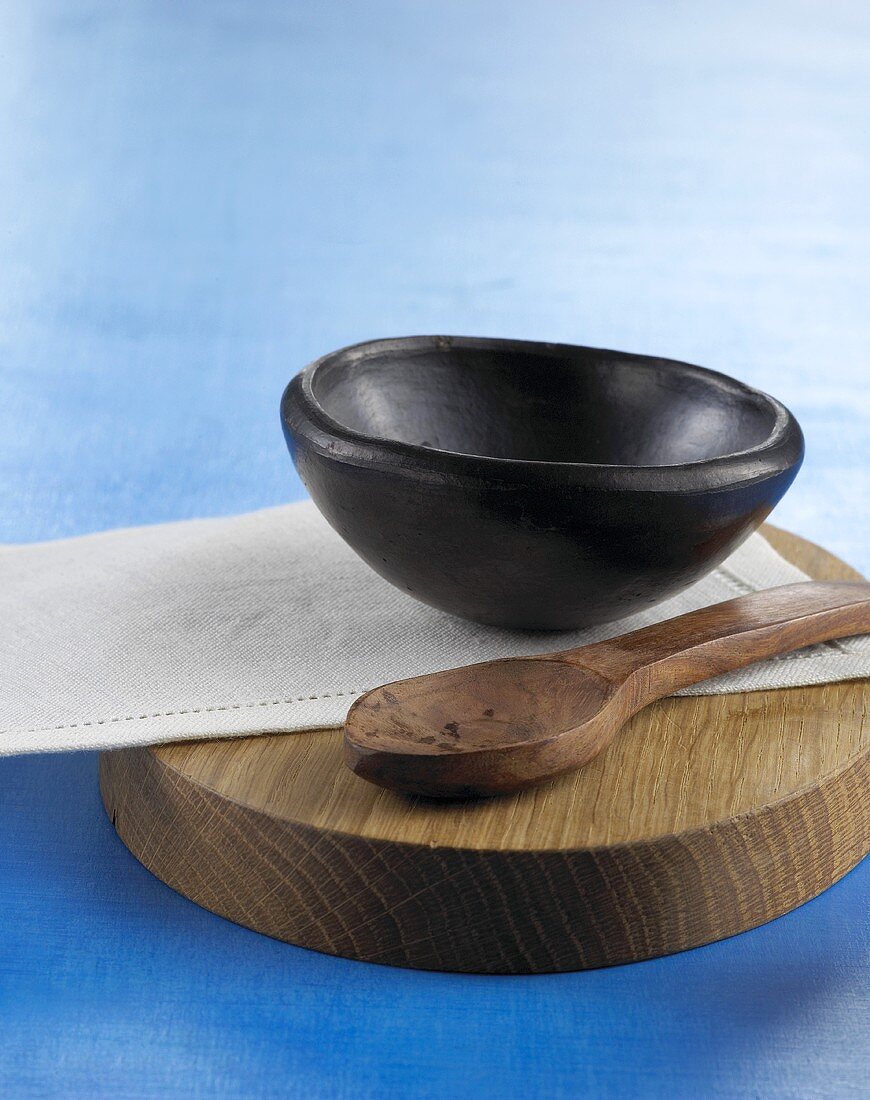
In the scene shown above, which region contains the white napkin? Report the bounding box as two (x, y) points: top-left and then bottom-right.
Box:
(1, 500), (868, 757)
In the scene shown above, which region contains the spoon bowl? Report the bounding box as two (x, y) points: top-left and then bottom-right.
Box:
(346, 658), (615, 798)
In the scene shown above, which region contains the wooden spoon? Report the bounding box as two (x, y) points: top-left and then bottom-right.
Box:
(344, 581), (870, 798)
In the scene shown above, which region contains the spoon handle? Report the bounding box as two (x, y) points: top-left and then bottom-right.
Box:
(570, 581), (870, 705)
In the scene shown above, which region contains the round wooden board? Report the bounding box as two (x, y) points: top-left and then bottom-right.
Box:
(100, 527), (870, 974)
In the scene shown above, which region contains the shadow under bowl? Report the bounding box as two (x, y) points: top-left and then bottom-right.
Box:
(281, 336), (804, 630)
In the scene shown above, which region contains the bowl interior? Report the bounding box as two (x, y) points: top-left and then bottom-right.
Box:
(311, 343), (778, 466)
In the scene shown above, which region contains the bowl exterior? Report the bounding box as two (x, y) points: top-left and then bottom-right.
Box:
(282, 368), (803, 629)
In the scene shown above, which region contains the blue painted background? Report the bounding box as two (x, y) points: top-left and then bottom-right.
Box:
(0, 1), (867, 1096)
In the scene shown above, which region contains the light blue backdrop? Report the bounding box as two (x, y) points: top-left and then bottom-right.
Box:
(0, 2), (867, 1096)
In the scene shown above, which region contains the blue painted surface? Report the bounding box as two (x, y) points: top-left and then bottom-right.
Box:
(0, 1), (867, 1096)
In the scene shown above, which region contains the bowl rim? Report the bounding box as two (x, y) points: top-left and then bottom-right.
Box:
(281, 335), (804, 492)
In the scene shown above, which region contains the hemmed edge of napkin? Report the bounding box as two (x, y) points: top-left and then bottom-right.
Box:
(8, 646), (869, 757)
(2, 693), (370, 757)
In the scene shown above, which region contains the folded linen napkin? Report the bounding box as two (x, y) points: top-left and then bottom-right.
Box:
(1, 500), (868, 757)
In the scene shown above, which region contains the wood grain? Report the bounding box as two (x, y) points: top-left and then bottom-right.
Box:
(100, 526), (870, 973)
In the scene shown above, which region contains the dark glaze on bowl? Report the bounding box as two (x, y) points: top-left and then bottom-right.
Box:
(281, 336), (804, 629)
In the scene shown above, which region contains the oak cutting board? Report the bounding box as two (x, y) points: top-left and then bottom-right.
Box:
(100, 526), (870, 973)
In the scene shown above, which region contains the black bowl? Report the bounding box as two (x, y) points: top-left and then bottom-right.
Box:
(281, 336), (803, 629)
